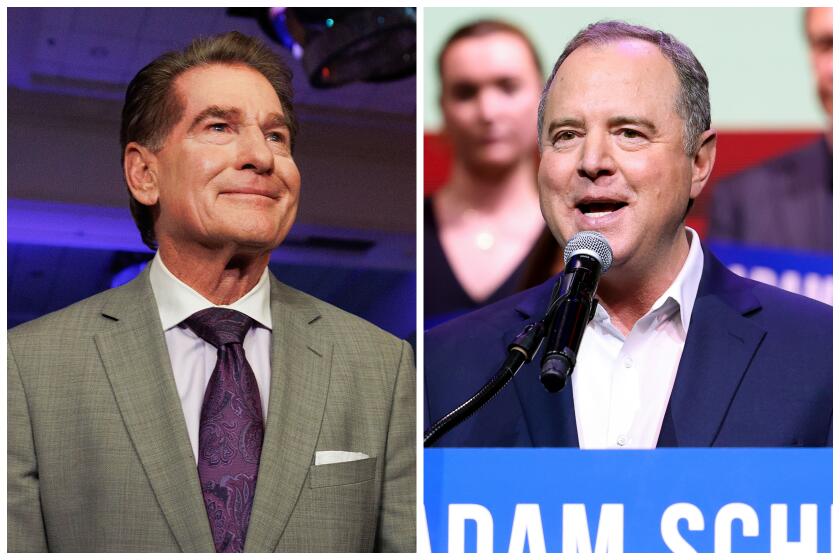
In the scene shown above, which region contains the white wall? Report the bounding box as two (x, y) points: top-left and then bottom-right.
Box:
(424, 7), (825, 131)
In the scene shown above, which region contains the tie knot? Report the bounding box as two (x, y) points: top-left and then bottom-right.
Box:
(183, 308), (254, 348)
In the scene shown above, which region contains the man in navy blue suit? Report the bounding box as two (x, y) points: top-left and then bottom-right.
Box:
(424, 21), (832, 448)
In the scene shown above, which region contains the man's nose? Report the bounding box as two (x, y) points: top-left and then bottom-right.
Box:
(237, 126), (274, 173)
(577, 132), (615, 180)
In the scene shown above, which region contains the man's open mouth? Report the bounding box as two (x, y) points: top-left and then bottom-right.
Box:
(577, 201), (628, 218)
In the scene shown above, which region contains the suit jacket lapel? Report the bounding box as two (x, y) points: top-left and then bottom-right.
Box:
(245, 277), (331, 552)
(508, 278), (579, 447)
(96, 267), (213, 552)
(664, 249), (765, 446)
(503, 250), (765, 448)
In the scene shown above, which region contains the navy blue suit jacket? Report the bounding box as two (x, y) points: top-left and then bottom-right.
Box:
(424, 246), (832, 447)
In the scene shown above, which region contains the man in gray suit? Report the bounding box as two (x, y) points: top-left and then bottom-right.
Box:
(709, 7), (832, 253)
(8, 32), (415, 552)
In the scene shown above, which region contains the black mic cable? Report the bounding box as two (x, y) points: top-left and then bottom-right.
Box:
(423, 231), (612, 446)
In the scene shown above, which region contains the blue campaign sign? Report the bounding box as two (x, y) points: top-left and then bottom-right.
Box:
(423, 448), (832, 553)
(708, 241), (832, 305)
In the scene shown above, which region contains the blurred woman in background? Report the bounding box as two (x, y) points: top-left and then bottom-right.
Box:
(425, 20), (550, 328)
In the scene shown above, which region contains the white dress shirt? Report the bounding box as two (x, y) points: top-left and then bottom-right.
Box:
(148, 252), (273, 463)
(571, 228), (704, 449)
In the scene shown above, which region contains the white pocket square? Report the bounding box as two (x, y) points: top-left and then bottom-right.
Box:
(314, 450), (370, 466)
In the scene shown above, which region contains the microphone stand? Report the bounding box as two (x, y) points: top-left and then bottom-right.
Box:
(423, 284), (569, 447)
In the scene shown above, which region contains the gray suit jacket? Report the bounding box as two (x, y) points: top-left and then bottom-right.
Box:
(708, 137), (832, 253)
(8, 267), (415, 552)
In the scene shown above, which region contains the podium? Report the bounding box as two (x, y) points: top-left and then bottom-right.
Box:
(423, 448), (832, 553)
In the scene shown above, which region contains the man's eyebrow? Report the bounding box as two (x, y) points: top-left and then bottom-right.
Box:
(188, 105), (242, 132)
(546, 118), (585, 137)
(608, 115), (658, 133)
(187, 106), (290, 135)
(264, 112), (290, 130)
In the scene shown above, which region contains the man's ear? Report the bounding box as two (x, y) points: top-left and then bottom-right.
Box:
(689, 129), (717, 200)
(124, 142), (160, 206)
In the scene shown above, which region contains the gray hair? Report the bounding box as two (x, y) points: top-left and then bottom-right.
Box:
(537, 20), (711, 156)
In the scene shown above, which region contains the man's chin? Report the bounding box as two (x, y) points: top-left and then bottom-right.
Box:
(219, 212), (296, 251)
(233, 234), (286, 253)
(205, 230), (286, 256)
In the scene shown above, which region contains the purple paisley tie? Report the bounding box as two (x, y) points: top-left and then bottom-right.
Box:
(183, 308), (264, 553)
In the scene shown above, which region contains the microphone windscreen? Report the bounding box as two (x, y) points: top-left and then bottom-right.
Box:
(563, 231), (613, 272)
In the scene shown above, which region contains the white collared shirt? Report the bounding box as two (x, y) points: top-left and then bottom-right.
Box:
(571, 227), (704, 449)
(148, 252), (273, 463)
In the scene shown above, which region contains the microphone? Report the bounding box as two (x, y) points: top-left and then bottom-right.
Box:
(539, 231), (613, 393)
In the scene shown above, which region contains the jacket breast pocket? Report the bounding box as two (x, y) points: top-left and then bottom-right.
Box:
(282, 456), (379, 551)
(308, 456), (377, 488)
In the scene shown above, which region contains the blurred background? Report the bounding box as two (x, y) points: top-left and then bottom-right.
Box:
(425, 7), (827, 195)
(424, 7), (831, 327)
(7, 7), (417, 338)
